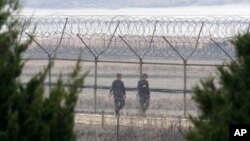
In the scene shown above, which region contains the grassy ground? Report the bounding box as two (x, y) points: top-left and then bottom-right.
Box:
(74, 122), (188, 141)
(20, 59), (220, 118)
(74, 113), (191, 141)
(76, 92), (197, 117)
(21, 60), (207, 117)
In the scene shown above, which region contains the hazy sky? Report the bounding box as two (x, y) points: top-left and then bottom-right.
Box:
(22, 0), (250, 9)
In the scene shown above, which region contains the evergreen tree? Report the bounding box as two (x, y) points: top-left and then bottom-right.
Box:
(186, 33), (250, 141)
(0, 0), (87, 141)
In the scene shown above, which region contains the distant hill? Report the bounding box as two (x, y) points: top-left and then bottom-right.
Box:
(21, 0), (250, 9)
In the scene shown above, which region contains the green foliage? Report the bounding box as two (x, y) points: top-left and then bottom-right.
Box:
(186, 33), (250, 141)
(0, 1), (87, 141)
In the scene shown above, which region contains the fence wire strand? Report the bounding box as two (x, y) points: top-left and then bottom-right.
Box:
(18, 16), (250, 118)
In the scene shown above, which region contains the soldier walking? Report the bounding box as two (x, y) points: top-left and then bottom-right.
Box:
(109, 73), (126, 117)
(137, 73), (150, 116)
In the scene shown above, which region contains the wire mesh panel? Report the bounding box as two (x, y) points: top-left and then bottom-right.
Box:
(74, 113), (188, 141)
(185, 65), (219, 116)
(18, 15), (250, 118)
(142, 64), (184, 90)
(21, 60), (49, 83)
(96, 62), (140, 114)
(142, 64), (186, 117)
(76, 89), (95, 113)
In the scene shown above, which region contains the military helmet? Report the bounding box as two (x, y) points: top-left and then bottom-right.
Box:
(116, 73), (122, 78)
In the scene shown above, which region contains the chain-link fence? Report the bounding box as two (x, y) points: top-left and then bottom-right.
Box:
(18, 15), (250, 119)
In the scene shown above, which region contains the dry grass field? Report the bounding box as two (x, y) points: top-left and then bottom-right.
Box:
(21, 59), (217, 118)
(21, 59), (203, 140)
(74, 113), (190, 141)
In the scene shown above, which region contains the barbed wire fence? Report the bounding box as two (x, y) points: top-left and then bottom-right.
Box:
(18, 15), (250, 119)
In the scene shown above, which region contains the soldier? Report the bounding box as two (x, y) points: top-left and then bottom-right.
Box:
(109, 73), (126, 117)
(137, 73), (150, 116)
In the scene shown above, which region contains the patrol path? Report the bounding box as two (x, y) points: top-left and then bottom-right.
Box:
(75, 113), (192, 128)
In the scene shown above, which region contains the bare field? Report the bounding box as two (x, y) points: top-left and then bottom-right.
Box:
(21, 60), (218, 88)
(74, 114), (189, 141)
(21, 59), (218, 117)
(76, 91), (197, 117)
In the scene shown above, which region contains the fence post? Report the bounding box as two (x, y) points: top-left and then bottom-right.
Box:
(102, 110), (104, 128)
(25, 33), (53, 91)
(94, 56), (98, 113)
(147, 118), (149, 141)
(116, 116), (120, 141)
(25, 18), (67, 92)
(76, 34), (99, 113)
(118, 35), (143, 79)
(139, 58), (143, 77)
(183, 60), (187, 118)
(48, 54), (52, 91)
(178, 115), (181, 129)
(182, 22), (203, 118)
(162, 36), (188, 117)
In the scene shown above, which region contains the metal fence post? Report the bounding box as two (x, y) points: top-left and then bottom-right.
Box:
(102, 110), (104, 128)
(77, 34), (99, 113)
(178, 115), (181, 128)
(25, 18), (68, 92)
(147, 118), (149, 141)
(139, 58), (143, 77)
(119, 35), (144, 78)
(163, 36), (188, 117)
(116, 116), (120, 141)
(183, 60), (187, 118)
(26, 33), (52, 91)
(94, 56), (98, 113)
(48, 54), (52, 91)
(77, 22), (119, 114)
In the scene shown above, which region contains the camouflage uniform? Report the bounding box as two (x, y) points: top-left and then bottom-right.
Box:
(110, 79), (126, 115)
(137, 79), (150, 115)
